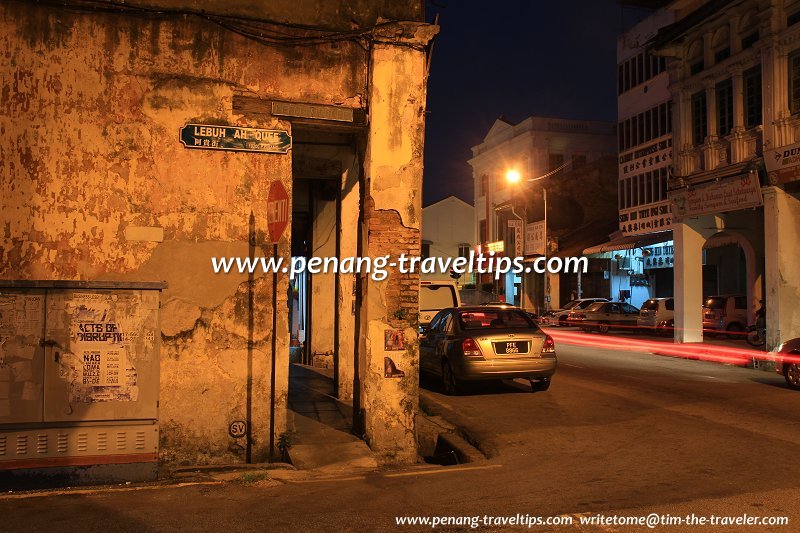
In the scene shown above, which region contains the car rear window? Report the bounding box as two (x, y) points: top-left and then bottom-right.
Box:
(458, 310), (536, 330)
(704, 297), (725, 309)
(576, 300), (600, 309)
(420, 285), (458, 311)
(585, 302), (605, 312)
(562, 300), (580, 310)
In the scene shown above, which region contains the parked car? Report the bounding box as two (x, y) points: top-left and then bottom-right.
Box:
(419, 280), (461, 332)
(566, 301), (640, 333)
(539, 298), (610, 326)
(419, 306), (557, 394)
(702, 295), (748, 338)
(772, 338), (800, 390)
(638, 297), (675, 335)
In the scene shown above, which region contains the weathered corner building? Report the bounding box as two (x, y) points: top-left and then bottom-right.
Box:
(0, 0), (435, 477)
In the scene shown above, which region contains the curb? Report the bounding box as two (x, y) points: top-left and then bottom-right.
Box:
(418, 393), (491, 462)
(434, 432), (485, 464)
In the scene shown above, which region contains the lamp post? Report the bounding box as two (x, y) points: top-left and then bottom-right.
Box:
(506, 160), (570, 312)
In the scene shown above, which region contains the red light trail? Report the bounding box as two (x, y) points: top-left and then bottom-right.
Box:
(544, 328), (800, 366)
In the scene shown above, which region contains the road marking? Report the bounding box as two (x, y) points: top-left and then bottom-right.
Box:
(0, 481), (223, 500)
(288, 464), (503, 484)
(383, 463), (503, 478)
(289, 475), (367, 484)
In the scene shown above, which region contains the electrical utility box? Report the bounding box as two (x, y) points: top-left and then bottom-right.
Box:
(0, 281), (164, 487)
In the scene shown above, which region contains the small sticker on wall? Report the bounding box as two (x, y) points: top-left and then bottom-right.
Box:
(384, 329), (406, 351)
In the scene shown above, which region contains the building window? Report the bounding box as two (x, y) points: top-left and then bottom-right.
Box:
(624, 61), (631, 92)
(458, 244), (470, 258)
(716, 79), (733, 136)
(422, 241), (431, 260)
(743, 65), (762, 129)
(741, 32), (758, 50)
(627, 177), (634, 208)
(687, 39), (703, 76)
(549, 153), (564, 173)
(660, 167), (668, 200)
(572, 155), (587, 170)
(619, 180), (625, 209)
(691, 91), (708, 145)
(711, 26), (729, 65)
(790, 50), (800, 114)
(638, 174), (645, 207)
(479, 220), (487, 244)
(637, 53), (644, 85)
(714, 47), (730, 63)
(789, 11), (800, 27)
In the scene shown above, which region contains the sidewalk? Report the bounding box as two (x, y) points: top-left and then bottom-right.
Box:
(285, 364), (378, 474)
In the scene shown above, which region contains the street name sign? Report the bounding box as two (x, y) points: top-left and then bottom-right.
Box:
(180, 123), (291, 154)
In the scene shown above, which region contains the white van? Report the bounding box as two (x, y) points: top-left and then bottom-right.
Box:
(637, 297), (674, 334)
(419, 280), (461, 330)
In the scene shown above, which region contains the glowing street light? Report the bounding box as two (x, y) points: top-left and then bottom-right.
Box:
(506, 169), (522, 184)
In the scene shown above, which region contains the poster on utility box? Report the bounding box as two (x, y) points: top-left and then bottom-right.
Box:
(60, 292), (143, 403)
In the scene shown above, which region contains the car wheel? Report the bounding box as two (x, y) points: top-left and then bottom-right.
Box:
(726, 322), (743, 340)
(442, 360), (461, 395)
(530, 378), (551, 392)
(598, 322), (610, 334)
(784, 363), (800, 391)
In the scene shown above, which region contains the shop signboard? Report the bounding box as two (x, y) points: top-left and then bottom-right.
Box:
(669, 173), (763, 219)
(765, 140), (800, 185)
(525, 221), (545, 256)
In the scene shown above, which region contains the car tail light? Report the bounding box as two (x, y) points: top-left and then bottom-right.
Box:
(462, 338), (483, 357)
(542, 335), (556, 355)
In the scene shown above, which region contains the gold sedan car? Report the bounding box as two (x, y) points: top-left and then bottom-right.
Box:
(420, 306), (557, 395)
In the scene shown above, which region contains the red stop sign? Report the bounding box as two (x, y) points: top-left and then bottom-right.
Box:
(267, 181), (289, 243)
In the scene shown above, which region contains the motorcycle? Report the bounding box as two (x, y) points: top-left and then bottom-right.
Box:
(746, 305), (766, 347)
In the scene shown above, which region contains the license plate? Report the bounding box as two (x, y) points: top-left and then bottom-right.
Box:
(493, 341), (528, 354)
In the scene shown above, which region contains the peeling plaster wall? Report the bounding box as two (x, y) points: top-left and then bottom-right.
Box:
(361, 31), (433, 463)
(0, 3), (370, 465)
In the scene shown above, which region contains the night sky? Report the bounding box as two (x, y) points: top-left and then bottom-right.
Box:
(422, 1), (652, 206)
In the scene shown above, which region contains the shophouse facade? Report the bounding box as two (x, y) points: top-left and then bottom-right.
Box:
(653, 0), (800, 347)
(584, 4), (677, 309)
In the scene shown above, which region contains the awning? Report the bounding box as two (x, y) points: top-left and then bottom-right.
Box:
(551, 220), (619, 259)
(583, 231), (672, 255)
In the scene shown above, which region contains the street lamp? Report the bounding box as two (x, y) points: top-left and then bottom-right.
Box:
(506, 160), (571, 312)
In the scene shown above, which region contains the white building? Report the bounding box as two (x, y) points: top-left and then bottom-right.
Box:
(421, 196), (475, 284)
(652, 0), (800, 347)
(469, 116), (616, 311)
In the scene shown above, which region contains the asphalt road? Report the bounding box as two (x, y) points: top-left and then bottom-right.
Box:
(2, 331), (799, 532)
